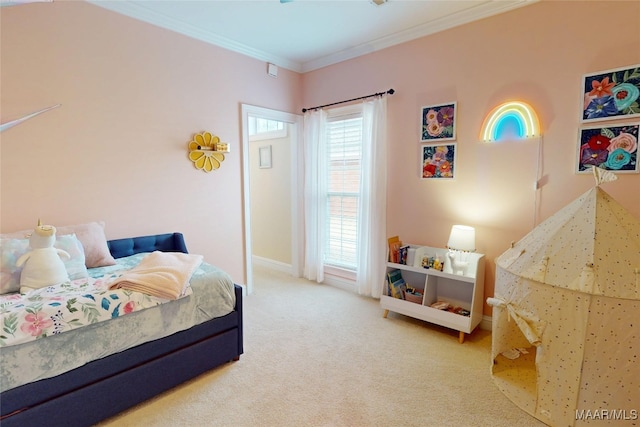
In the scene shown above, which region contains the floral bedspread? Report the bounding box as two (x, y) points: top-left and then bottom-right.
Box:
(0, 261), (192, 347)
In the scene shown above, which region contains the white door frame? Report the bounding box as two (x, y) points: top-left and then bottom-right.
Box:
(241, 104), (304, 294)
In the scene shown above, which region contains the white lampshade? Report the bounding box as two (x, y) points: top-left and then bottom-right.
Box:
(447, 225), (476, 252)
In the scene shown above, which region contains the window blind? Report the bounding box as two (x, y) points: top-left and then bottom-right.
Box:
(325, 115), (363, 270)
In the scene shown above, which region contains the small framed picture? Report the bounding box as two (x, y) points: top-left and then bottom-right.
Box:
(581, 64), (640, 123)
(421, 102), (457, 142)
(259, 145), (272, 169)
(421, 143), (456, 179)
(576, 122), (638, 173)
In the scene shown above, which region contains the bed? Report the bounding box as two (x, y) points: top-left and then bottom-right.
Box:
(0, 232), (243, 426)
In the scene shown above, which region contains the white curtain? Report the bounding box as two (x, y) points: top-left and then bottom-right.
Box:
(302, 109), (327, 283)
(302, 97), (388, 295)
(356, 97), (387, 297)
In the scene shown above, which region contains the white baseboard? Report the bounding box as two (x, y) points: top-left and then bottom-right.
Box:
(323, 274), (356, 292)
(252, 258), (494, 332)
(480, 315), (492, 331)
(252, 255), (293, 275)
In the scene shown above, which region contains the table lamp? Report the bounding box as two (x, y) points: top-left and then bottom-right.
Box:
(446, 225), (476, 275)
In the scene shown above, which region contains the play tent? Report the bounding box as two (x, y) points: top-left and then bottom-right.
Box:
(488, 174), (639, 426)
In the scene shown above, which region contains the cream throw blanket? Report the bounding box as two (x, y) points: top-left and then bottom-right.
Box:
(109, 251), (203, 300)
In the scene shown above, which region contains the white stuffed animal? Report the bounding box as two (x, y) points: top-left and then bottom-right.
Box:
(16, 222), (70, 293)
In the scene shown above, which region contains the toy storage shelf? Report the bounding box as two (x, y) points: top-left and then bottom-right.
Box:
(381, 245), (485, 343)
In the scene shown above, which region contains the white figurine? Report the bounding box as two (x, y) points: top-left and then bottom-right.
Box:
(16, 221), (69, 293)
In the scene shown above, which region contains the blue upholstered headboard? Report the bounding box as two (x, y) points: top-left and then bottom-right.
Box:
(107, 233), (188, 259)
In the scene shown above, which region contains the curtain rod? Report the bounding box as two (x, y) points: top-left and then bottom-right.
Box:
(302, 88), (395, 113)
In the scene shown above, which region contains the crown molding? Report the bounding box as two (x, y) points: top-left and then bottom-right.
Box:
(87, 0), (537, 75)
(301, 0), (538, 72)
(86, 0), (304, 72)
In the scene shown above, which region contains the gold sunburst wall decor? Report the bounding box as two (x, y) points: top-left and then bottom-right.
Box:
(187, 131), (230, 172)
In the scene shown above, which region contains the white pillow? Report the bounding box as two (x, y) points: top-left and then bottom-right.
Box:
(55, 234), (90, 281)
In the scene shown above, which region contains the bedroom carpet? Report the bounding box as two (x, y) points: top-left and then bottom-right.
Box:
(98, 265), (546, 427)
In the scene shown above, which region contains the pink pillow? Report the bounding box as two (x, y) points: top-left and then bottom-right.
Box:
(2, 221), (116, 268)
(56, 222), (116, 268)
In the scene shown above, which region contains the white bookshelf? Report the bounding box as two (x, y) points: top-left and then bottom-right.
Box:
(381, 245), (485, 343)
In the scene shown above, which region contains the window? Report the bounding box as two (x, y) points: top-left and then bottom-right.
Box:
(248, 116), (287, 141)
(324, 110), (363, 270)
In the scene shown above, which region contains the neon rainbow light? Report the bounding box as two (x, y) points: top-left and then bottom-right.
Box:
(481, 101), (540, 142)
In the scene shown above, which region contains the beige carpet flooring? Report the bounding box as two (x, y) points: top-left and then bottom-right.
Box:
(99, 265), (546, 427)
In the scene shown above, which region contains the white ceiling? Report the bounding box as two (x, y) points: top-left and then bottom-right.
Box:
(88, 0), (537, 73)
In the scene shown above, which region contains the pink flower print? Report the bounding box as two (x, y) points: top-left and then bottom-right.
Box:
(123, 301), (136, 314)
(20, 312), (53, 337)
(607, 132), (637, 154)
(425, 109), (438, 124)
(426, 121), (443, 137)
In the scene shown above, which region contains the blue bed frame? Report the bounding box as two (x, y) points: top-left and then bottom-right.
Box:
(0, 233), (243, 426)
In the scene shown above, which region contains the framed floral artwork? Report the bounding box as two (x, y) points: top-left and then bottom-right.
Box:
(421, 144), (456, 179)
(421, 102), (456, 141)
(576, 122), (638, 173)
(581, 64), (640, 123)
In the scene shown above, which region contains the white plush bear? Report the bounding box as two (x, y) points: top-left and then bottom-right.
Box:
(16, 222), (70, 293)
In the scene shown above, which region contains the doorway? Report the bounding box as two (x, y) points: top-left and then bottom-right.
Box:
(241, 104), (303, 294)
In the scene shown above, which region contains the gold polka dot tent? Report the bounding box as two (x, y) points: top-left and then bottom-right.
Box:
(489, 184), (639, 426)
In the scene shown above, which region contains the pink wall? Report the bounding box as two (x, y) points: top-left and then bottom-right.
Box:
(2, 2), (639, 313)
(302, 0), (640, 314)
(0, 2), (302, 283)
